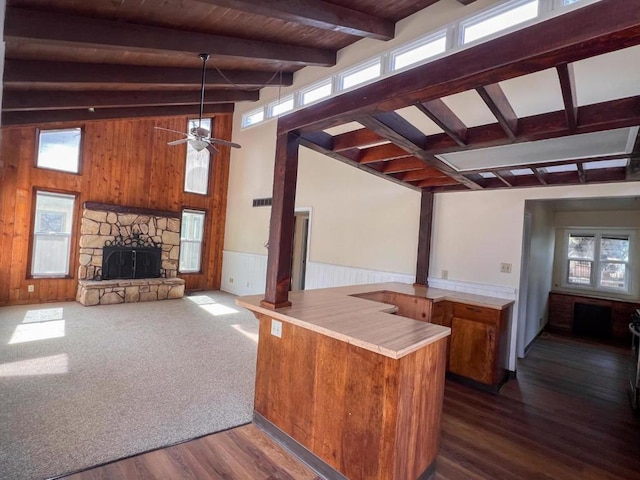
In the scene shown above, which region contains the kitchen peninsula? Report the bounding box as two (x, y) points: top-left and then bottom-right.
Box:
(238, 282), (513, 480)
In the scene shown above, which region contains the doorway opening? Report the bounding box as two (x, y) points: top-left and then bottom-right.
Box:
(291, 210), (310, 291)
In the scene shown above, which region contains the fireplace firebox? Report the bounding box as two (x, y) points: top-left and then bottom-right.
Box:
(102, 246), (162, 280)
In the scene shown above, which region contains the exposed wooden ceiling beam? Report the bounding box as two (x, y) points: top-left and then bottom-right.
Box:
(299, 131), (421, 191)
(2, 90), (259, 111)
(193, 0), (395, 40)
(332, 128), (386, 151)
(381, 157), (428, 174)
(5, 7), (335, 67)
(422, 95), (640, 156)
(358, 143), (412, 164)
(279, 0), (640, 133)
(417, 177), (460, 188)
(415, 99), (467, 146)
(493, 170), (515, 187)
(400, 168), (448, 182)
(2, 104), (234, 126)
(358, 112), (427, 154)
(3, 60), (293, 89)
(476, 83), (518, 139)
(556, 63), (579, 132)
(358, 112), (482, 190)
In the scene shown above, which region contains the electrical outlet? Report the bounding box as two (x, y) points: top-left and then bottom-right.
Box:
(442, 270), (448, 280)
(229, 277), (234, 284)
(27, 285), (35, 293)
(271, 319), (282, 338)
(500, 263), (512, 274)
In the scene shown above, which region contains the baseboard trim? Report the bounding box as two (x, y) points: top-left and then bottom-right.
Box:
(447, 370), (514, 394)
(253, 411), (348, 480)
(254, 411), (436, 480)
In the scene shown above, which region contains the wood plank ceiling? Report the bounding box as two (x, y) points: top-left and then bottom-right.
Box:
(2, 0), (452, 125)
(3, 0), (639, 192)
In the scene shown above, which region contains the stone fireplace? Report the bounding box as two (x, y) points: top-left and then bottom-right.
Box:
(76, 202), (185, 306)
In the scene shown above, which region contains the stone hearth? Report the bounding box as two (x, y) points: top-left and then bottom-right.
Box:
(77, 278), (185, 306)
(76, 202), (185, 306)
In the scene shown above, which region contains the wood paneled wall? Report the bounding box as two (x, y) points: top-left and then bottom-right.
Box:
(0, 114), (233, 305)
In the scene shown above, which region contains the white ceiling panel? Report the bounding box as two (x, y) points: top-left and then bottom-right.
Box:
(395, 106), (443, 135)
(441, 90), (496, 127)
(573, 44), (640, 106)
(436, 127), (638, 171)
(498, 69), (564, 117)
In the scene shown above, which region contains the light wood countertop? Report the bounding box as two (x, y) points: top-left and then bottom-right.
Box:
(237, 282), (514, 360)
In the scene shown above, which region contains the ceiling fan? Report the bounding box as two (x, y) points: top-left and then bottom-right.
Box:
(155, 53), (241, 155)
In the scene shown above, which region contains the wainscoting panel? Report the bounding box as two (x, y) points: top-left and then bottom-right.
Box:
(221, 251), (268, 296)
(220, 251), (414, 296)
(305, 262), (414, 290)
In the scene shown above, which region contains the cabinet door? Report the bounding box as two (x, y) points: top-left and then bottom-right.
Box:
(548, 293), (573, 331)
(449, 317), (497, 385)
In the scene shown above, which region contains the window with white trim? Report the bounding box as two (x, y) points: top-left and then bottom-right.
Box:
(391, 32), (447, 71)
(242, 108), (265, 128)
(565, 231), (631, 293)
(179, 210), (205, 273)
(37, 128), (82, 173)
(269, 95), (294, 117)
(301, 81), (333, 106)
(461, 0), (539, 44)
(31, 191), (76, 277)
(340, 61), (381, 90)
(184, 118), (212, 195)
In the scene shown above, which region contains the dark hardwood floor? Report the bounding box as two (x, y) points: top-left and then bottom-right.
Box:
(62, 334), (640, 480)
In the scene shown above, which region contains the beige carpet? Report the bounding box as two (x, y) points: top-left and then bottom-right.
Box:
(0, 291), (258, 480)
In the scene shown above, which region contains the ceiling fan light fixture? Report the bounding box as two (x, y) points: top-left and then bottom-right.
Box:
(189, 138), (209, 152)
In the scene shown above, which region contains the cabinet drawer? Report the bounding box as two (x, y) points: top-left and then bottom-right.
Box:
(452, 303), (499, 324)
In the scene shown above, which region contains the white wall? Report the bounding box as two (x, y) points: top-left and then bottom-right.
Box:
(522, 202), (555, 351)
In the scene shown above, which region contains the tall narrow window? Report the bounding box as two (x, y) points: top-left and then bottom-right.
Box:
(184, 118), (212, 195)
(179, 210), (205, 273)
(31, 191), (76, 277)
(37, 128), (82, 173)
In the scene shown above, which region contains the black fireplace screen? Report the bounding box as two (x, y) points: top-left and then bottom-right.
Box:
(102, 246), (162, 280)
(101, 234), (162, 280)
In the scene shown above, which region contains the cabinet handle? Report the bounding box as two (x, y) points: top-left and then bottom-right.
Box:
(467, 306), (481, 313)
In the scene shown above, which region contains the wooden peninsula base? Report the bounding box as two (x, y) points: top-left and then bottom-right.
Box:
(238, 283), (455, 480)
(252, 312), (447, 480)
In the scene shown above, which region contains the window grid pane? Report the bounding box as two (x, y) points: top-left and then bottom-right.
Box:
(567, 235), (595, 260)
(393, 36), (447, 71)
(599, 263), (627, 290)
(179, 211), (205, 272)
(37, 128), (81, 173)
(599, 237), (629, 262)
(567, 260), (592, 285)
(302, 83), (332, 105)
(32, 192), (75, 276)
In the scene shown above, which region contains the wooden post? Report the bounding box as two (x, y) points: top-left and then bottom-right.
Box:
(261, 132), (300, 309)
(415, 190), (433, 286)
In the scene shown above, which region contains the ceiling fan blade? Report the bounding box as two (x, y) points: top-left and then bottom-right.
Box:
(167, 138), (190, 146)
(155, 126), (188, 137)
(209, 138), (242, 149)
(206, 143), (219, 156)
